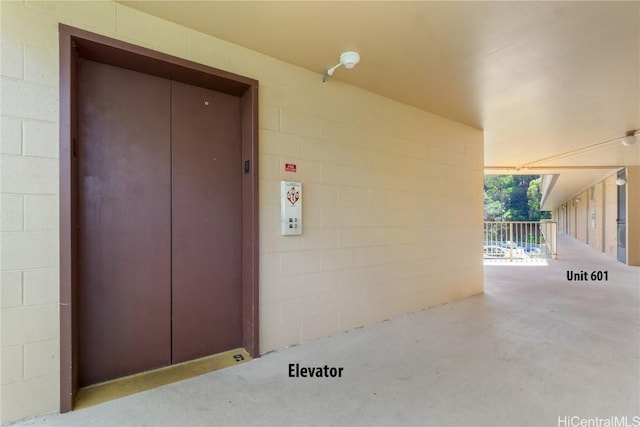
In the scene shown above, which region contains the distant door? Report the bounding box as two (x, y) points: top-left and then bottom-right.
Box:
(77, 60), (243, 386)
(617, 169), (626, 264)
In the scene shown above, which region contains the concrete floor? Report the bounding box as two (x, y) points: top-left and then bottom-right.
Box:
(16, 235), (640, 426)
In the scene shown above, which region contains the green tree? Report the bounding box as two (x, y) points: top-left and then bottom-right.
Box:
(526, 177), (551, 221)
(484, 174), (551, 221)
(504, 175), (529, 221)
(483, 175), (513, 220)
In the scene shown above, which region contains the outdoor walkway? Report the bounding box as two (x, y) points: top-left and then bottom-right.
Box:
(16, 235), (640, 426)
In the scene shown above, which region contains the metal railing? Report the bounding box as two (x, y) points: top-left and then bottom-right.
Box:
(484, 221), (557, 261)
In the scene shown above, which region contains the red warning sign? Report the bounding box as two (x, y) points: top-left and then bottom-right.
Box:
(285, 163), (297, 172)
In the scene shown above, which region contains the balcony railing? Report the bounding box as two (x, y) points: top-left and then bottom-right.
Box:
(484, 221), (557, 261)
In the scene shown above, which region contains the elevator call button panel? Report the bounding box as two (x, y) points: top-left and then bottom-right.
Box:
(281, 181), (302, 236)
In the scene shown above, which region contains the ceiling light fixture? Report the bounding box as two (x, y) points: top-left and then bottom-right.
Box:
(322, 51), (360, 83)
(621, 130), (639, 147)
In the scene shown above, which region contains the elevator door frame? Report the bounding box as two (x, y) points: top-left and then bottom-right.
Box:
(59, 24), (259, 412)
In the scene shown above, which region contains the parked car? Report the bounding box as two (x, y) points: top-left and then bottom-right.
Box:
(483, 245), (508, 258)
(499, 241), (519, 249)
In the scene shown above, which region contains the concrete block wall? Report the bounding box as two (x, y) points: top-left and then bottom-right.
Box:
(1, 1), (61, 423)
(0, 1), (484, 423)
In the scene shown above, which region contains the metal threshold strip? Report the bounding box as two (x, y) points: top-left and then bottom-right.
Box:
(74, 348), (251, 410)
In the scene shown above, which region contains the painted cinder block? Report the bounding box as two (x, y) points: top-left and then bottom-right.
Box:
(259, 275), (302, 305)
(279, 61), (318, 90)
(23, 45), (57, 86)
(258, 154), (279, 180)
(24, 0), (118, 33)
(229, 45), (278, 83)
(279, 250), (322, 277)
(258, 252), (280, 279)
(116, 4), (187, 58)
(0, 271), (22, 309)
(322, 120), (354, 146)
(1, 194), (24, 231)
(338, 305), (369, 331)
(0, 373), (59, 423)
(300, 86), (333, 120)
(300, 312), (339, 342)
(320, 248), (354, 271)
(22, 119), (57, 159)
(280, 108), (325, 140)
(301, 137), (337, 164)
(320, 288), (354, 313)
(258, 302), (282, 351)
(259, 316), (300, 354)
(23, 195), (57, 231)
(281, 295), (322, 323)
(321, 206), (363, 228)
(0, 231), (57, 270)
(0, 79), (58, 122)
(350, 246), (383, 267)
(1, 37), (24, 79)
(302, 269), (359, 297)
(339, 227), (386, 249)
(0, 344), (24, 385)
(352, 127), (386, 153)
(259, 228), (302, 253)
(1, 155), (58, 194)
(23, 268), (58, 306)
(186, 29), (231, 71)
(1, 304), (58, 346)
(301, 227), (339, 251)
(24, 338), (59, 379)
(259, 130), (301, 158)
(260, 82), (300, 111)
(0, 2), (58, 49)
(0, 115), (23, 155)
(301, 204), (322, 229)
(303, 183), (338, 207)
(259, 104), (279, 131)
(320, 163), (354, 187)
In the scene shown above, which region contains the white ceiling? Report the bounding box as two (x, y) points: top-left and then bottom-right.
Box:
(120, 1), (640, 206)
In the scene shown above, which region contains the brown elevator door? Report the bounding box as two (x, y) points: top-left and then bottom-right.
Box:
(77, 61), (243, 386)
(77, 60), (172, 386)
(171, 81), (243, 363)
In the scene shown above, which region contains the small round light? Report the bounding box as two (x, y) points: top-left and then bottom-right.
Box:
(340, 51), (360, 69)
(616, 177), (626, 186)
(622, 135), (637, 146)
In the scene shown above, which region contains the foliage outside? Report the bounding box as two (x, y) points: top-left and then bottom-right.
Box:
(484, 175), (552, 221)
